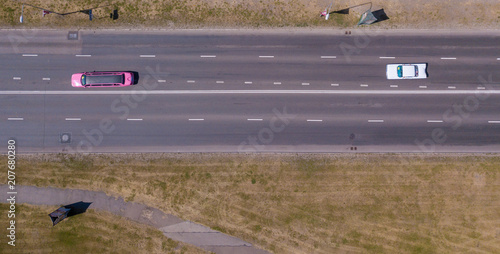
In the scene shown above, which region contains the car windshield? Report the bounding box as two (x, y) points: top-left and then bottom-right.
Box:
(81, 75), (86, 85)
(397, 66), (402, 78)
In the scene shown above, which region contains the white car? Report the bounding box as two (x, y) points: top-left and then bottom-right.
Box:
(386, 63), (428, 80)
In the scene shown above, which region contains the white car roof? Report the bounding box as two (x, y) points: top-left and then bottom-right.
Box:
(386, 63), (427, 79)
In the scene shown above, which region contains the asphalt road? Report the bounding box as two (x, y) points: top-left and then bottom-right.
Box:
(1, 29), (499, 153)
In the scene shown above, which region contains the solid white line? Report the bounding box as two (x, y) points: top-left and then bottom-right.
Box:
(187, 80), (196, 83)
(488, 121), (500, 124)
(75, 54), (91, 57)
(379, 56), (395, 59)
(200, 55), (216, 58)
(4, 90), (500, 95)
(302, 83), (310, 86)
(390, 85), (398, 88)
(127, 118), (143, 121)
(440, 57), (456, 60)
(360, 84), (368, 87)
(189, 119), (204, 121)
(368, 120), (384, 123)
(245, 81), (253, 84)
(140, 55), (156, 58)
(22, 54), (38, 57)
(13, 77), (21, 80)
(247, 119), (263, 121)
(321, 56), (336, 59)
(331, 84), (339, 87)
(273, 82), (282, 85)
(43, 78), (50, 81)
(259, 56), (274, 58)
(419, 86), (427, 89)
(427, 120), (443, 123)
(8, 118), (23, 121)
(307, 119), (323, 122)
(158, 80), (167, 83)
(216, 81), (224, 84)
(65, 118), (81, 121)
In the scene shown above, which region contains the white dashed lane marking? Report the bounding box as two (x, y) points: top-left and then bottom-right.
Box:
(245, 81), (253, 84)
(200, 55), (216, 58)
(65, 118), (81, 121)
(379, 56), (395, 59)
(477, 87), (486, 90)
(307, 119), (323, 122)
(22, 54), (38, 57)
(247, 119), (263, 121)
(427, 120), (444, 123)
(360, 84), (368, 87)
(390, 85), (398, 88)
(75, 55), (91, 57)
(187, 80), (196, 83)
(13, 77), (21, 80)
(259, 56), (274, 58)
(158, 80), (166, 83)
(216, 81), (224, 84)
(488, 121), (500, 124)
(302, 83), (310, 86)
(368, 120), (384, 123)
(320, 56), (336, 59)
(273, 82), (282, 85)
(140, 55), (156, 58)
(8, 118), (24, 121)
(331, 84), (339, 87)
(127, 118), (143, 121)
(43, 78), (50, 81)
(189, 119), (204, 121)
(419, 86), (427, 89)
(440, 57), (456, 60)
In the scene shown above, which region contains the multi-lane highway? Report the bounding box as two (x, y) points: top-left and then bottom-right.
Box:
(1, 29), (499, 153)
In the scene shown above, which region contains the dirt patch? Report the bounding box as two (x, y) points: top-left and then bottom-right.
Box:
(1, 153), (499, 253)
(1, 0), (499, 29)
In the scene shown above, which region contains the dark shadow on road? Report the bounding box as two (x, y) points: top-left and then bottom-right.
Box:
(65, 201), (92, 217)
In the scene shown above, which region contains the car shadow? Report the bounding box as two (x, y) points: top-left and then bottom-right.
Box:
(130, 71), (139, 85)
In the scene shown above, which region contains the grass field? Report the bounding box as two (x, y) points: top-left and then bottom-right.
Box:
(0, 203), (206, 254)
(1, 153), (499, 253)
(1, 0), (499, 29)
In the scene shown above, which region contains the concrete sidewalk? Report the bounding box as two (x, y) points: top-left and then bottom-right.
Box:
(0, 184), (270, 254)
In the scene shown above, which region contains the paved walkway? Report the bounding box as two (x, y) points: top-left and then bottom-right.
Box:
(0, 185), (269, 254)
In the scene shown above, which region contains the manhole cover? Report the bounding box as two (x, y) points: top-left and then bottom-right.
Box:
(349, 133), (355, 140)
(60, 133), (71, 143)
(68, 31), (78, 40)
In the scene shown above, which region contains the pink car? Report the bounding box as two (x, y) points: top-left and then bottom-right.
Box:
(71, 71), (134, 87)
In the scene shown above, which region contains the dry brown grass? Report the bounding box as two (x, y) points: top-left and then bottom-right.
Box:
(1, 153), (499, 253)
(0, 203), (207, 254)
(1, 0), (499, 29)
